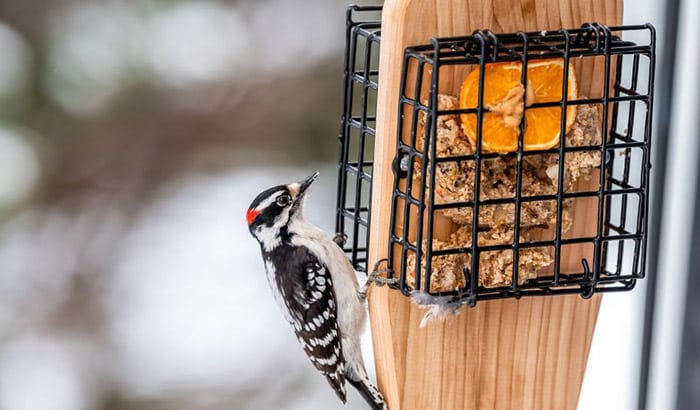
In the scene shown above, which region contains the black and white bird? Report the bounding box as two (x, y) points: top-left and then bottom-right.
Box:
(246, 172), (387, 410)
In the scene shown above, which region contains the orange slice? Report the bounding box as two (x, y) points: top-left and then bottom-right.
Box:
(458, 59), (578, 153)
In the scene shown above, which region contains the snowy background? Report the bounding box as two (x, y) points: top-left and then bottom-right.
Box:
(0, 0), (692, 409)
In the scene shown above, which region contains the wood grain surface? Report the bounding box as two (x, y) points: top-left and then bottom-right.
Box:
(367, 0), (622, 409)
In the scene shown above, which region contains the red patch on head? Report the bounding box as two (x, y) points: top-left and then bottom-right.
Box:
(246, 208), (261, 226)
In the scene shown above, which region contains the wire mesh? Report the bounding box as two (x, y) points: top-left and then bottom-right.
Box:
(335, 6), (656, 305)
(388, 24), (655, 304)
(335, 5), (381, 272)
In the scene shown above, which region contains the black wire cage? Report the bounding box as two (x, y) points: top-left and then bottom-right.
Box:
(336, 5), (655, 306)
(335, 5), (382, 273)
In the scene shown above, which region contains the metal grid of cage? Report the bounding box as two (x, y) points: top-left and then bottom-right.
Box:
(335, 5), (382, 273)
(386, 24), (656, 304)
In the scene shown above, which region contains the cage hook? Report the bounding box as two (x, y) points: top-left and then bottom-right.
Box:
(484, 30), (501, 61)
(580, 258), (595, 299)
(461, 267), (471, 288)
(458, 267), (478, 307)
(580, 285), (595, 299)
(581, 257), (591, 278)
(472, 30), (498, 61)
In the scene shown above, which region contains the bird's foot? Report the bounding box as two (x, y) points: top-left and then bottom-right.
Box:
(332, 232), (347, 247)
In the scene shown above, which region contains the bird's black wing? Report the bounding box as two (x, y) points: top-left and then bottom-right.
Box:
(270, 245), (347, 403)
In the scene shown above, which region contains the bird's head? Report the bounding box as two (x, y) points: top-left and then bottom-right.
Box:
(246, 172), (319, 245)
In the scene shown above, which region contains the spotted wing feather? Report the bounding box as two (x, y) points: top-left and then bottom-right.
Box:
(264, 245), (347, 402)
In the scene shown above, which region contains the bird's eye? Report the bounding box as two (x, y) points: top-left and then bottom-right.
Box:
(276, 194), (291, 206)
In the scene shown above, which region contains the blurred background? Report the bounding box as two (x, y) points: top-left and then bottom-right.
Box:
(0, 0), (696, 409)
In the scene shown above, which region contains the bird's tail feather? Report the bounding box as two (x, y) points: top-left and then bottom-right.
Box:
(325, 373), (347, 403)
(347, 375), (388, 410)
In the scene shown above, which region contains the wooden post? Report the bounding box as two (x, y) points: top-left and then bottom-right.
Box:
(367, 0), (622, 409)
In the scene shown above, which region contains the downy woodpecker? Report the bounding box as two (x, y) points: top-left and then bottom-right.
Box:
(246, 172), (387, 410)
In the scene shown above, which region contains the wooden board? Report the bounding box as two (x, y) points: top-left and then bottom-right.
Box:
(367, 0), (622, 409)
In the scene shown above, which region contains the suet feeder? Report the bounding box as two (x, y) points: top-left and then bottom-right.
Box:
(335, 1), (655, 409)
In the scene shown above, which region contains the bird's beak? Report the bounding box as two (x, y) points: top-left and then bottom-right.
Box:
(298, 172), (319, 196)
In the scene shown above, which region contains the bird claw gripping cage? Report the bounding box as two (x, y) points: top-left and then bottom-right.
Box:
(336, 5), (655, 306)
